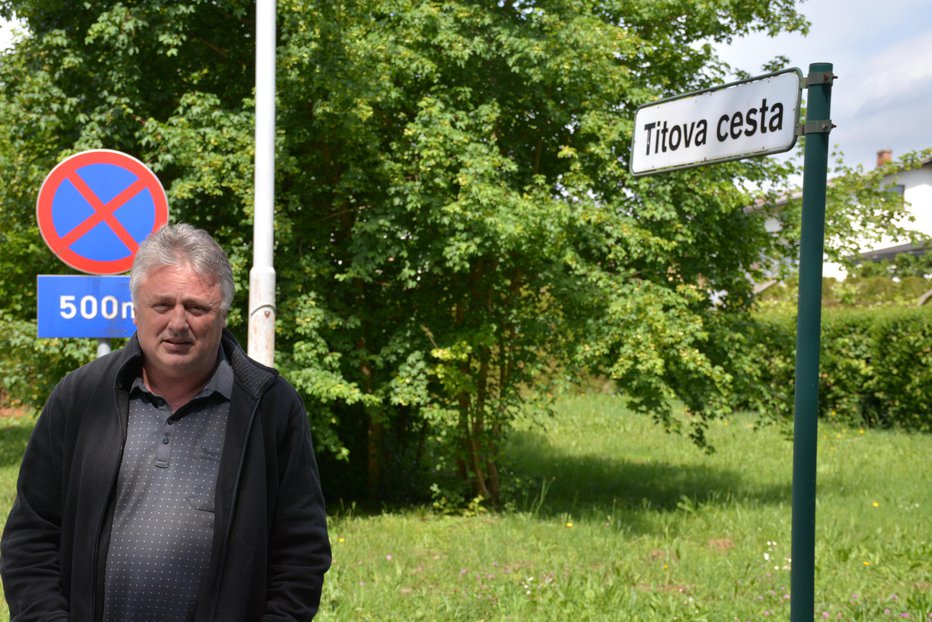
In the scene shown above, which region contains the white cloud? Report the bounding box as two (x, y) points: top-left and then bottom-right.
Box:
(715, 1), (932, 169)
(845, 29), (932, 116)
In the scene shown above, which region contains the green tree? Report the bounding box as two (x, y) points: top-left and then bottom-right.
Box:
(0, 0), (875, 504)
(750, 148), (932, 283)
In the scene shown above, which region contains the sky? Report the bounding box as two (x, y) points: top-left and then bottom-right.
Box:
(0, 19), (19, 53)
(2, 1), (931, 172)
(714, 0), (932, 172)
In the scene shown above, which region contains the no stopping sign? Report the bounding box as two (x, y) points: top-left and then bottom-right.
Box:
(36, 150), (169, 274)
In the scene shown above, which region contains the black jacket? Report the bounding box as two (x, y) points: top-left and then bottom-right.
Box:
(0, 330), (331, 621)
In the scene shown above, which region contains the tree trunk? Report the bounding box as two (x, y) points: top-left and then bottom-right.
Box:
(358, 337), (380, 501)
(366, 410), (382, 502)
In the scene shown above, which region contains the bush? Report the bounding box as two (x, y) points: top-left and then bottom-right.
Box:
(870, 309), (932, 431)
(758, 276), (931, 309)
(818, 309), (880, 425)
(0, 312), (98, 413)
(731, 311), (796, 420)
(743, 307), (932, 431)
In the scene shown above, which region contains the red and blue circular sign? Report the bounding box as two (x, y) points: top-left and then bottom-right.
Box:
(36, 150), (169, 275)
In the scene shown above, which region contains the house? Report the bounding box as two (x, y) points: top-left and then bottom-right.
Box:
(823, 149), (932, 279)
(750, 149), (932, 299)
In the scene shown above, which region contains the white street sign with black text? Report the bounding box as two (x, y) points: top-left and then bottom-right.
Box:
(630, 69), (803, 176)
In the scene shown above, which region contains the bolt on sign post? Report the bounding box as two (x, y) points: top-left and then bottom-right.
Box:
(36, 149), (170, 357)
(630, 63), (835, 622)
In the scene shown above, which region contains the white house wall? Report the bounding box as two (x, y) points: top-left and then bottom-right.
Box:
(824, 163), (932, 279)
(900, 167), (932, 238)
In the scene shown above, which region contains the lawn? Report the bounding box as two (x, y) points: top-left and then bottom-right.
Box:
(1, 393), (930, 620)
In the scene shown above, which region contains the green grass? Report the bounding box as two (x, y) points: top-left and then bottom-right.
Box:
(0, 413), (34, 620)
(319, 394), (930, 621)
(0, 414), (32, 512)
(2, 394), (930, 620)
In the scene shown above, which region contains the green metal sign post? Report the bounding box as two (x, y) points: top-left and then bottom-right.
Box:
(790, 62), (835, 622)
(628, 61), (835, 620)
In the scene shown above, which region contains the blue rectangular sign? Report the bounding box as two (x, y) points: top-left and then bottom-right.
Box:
(37, 275), (135, 338)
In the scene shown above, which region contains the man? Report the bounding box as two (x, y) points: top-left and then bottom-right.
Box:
(1, 224), (331, 621)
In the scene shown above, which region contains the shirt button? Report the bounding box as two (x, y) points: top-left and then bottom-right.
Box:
(162, 436), (170, 444)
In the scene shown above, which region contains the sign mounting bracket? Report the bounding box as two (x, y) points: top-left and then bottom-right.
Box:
(803, 70), (837, 88)
(796, 120), (836, 136)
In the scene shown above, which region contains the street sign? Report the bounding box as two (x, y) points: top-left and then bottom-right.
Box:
(36, 150), (169, 275)
(37, 275), (134, 338)
(630, 68), (803, 176)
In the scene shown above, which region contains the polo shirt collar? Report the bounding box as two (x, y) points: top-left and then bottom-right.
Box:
(131, 347), (233, 402)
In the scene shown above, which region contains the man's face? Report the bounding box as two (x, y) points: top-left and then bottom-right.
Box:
(133, 263), (227, 384)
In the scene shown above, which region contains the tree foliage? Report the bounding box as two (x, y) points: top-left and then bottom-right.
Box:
(5, 0), (906, 503)
(751, 147), (932, 283)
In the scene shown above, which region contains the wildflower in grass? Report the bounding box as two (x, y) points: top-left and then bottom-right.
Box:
(863, 561), (871, 566)
(337, 537), (345, 543)
(872, 501), (880, 508)
(386, 554), (393, 561)
(522, 576), (535, 595)
(565, 521), (573, 528)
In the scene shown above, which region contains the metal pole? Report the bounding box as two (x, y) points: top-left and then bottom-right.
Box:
(96, 338), (111, 358)
(248, 0), (277, 367)
(790, 62), (834, 622)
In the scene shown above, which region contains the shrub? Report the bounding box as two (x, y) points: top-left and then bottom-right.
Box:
(732, 311), (796, 420)
(820, 310), (881, 425)
(744, 307), (932, 431)
(870, 309), (932, 432)
(0, 312), (97, 413)
(758, 276), (931, 309)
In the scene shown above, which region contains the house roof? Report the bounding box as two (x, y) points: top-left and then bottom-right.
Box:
(854, 242), (929, 263)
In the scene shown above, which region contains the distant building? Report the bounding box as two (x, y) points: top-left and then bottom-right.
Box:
(750, 149), (932, 296)
(824, 149), (932, 279)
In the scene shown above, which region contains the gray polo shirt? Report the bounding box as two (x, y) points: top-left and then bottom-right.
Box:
(103, 354), (233, 622)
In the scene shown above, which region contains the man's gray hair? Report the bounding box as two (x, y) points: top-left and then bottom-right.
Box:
(130, 223), (235, 312)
